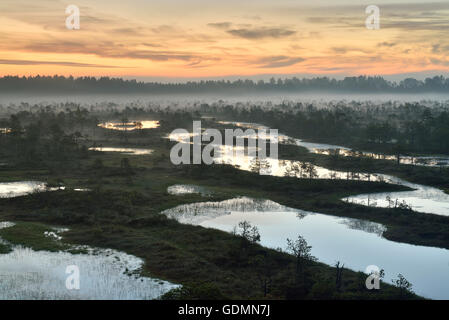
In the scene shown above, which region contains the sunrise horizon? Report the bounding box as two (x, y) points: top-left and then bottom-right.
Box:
(2, 0), (449, 307)
(2, 71), (449, 84)
(2, 0), (449, 80)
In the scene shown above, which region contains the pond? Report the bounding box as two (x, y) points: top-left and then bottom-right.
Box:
(0, 222), (178, 300)
(162, 197), (449, 300)
(313, 148), (449, 168)
(343, 176), (449, 215)
(0, 182), (89, 198)
(206, 122), (449, 216)
(0, 181), (47, 198)
(89, 147), (154, 155)
(98, 120), (160, 131)
(167, 184), (210, 196)
(207, 144), (449, 216)
(219, 121), (449, 168)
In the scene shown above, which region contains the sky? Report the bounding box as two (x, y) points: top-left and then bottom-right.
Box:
(1, 0), (449, 81)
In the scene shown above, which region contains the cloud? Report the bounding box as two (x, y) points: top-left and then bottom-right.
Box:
(431, 44), (449, 53)
(331, 47), (349, 54)
(381, 20), (449, 31)
(227, 27), (296, 39)
(151, 25), (178, 34)
(430, 58), (449, 66)
(304, 3), (449, 33)
(432, 44), (441, 53)
(243, 15), (261, 21)
(330, 47), (371, 54)
(207, 22), (233, 30)
(382, 2), (449, 12)
(254, 56), (305, 68)
(0, 59), (123, 68)
(20, 41), (201, 62)
(142, 43), (163, 48)
(378, 42), (397, 47)
(110, 27), (153, 37)
(9, 40), (224, 68)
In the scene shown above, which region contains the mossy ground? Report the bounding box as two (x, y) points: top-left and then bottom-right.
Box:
(0, 124), (434, 299)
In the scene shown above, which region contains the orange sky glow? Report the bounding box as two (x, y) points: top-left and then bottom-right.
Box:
(1, 0), (449, 80)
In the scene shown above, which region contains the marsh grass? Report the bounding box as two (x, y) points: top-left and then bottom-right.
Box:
(0, 115), (436, 299)
(0, 222), (72, 252)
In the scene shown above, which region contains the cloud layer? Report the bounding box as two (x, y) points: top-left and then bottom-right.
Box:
(0, 0), (448, 78)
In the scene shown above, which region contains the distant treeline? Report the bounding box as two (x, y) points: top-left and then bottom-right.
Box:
(2, 75), (449, 94)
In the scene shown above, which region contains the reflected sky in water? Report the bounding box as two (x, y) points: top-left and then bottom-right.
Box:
(163, 197), (449, 300)
(89, 147), (153, 155)
(167, 184), (210, 196)
(0, 222), (177, 300)
(0, 182), (88, 198)
(0, 181), (47, 198)
(98, 120), (160, 131)
(343, 175), (449, 216)
(222, 121), (449, 168)
(170, 121), (449, 216)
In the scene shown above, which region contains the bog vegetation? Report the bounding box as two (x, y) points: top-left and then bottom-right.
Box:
(1, 99), (446, 299)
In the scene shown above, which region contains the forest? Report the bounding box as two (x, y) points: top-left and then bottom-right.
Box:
(3, 75), (449, 93)
(213, 102), (449, 155)
(0, 104), (432, 300)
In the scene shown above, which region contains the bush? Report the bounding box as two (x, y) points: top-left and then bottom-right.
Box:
(308, 281), (337, 300)
(161, 283), (227, 300)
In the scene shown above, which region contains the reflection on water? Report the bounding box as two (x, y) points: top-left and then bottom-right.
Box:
(0, 222), (178, 300)
(222, 121), (449, 168)
(314, 148), (449, 168)
(0, 182), (89, 198)
(343, 176), (449, 216)
(169, 126), (449, 215)
(210, 122), (449, 216)
(339, 218), (386, 236)
(163, 197), (299, 225)
(0, 181), (47, 198)
(167, 132), (199, 145)
(98, 120), (160, 131)
(275, 159), (448, 216)
(89, 147), (153, 155)
(167, 184), (210, 196)
(162, 197), (449, 299)
(169, 128), (386, 181)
